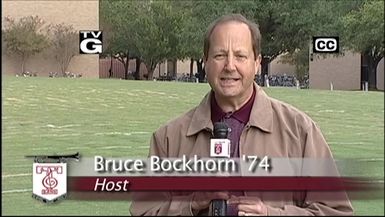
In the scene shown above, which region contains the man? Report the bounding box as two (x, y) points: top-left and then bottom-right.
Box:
(130, 14), (353, 216)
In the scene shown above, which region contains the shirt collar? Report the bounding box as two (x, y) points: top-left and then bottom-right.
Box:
(210, 86), (256, 124)
(187, 83), (273, 136)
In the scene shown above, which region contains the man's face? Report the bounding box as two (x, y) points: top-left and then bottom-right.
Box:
(205, 21), (261, 102)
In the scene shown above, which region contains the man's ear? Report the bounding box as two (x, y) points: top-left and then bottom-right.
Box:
(255, 64), (261, 76)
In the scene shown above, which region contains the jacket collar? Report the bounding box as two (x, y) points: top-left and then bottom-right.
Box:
(249, 84), (273, 133)
(186, 83), (273, 136)
(186, 92), (214, 136)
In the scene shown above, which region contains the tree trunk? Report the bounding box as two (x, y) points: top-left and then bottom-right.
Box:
(196, 59), (204, 82)
(361, 53), (382, 90)
(147, 68), (154, 80)
(134, 58), (141, 80)
(364, 53), (382, 90)
(109, 53), (113, 78)
(145, 62), (157, 80)
(62, 54), (74, 77)
(260, 57), (271, 86)
(189, 58), (194, 78)
(21, 54), (26, 75)
(60, 58), (65, 76)
(124, 51), (130, 80)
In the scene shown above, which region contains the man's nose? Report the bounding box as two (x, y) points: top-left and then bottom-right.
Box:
(224, 55), (236, 72)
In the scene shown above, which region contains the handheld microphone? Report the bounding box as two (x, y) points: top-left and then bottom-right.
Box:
(209, 122), (230, 216)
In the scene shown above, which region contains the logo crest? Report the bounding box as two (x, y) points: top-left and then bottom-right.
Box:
(214, 143), (222, 154)
(26, 152), (80, 203)
(33, 163), (67, 203)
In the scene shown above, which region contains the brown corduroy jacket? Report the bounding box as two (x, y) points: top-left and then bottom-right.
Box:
(130, 83), (354, 216)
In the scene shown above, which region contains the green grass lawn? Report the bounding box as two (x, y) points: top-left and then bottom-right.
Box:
(2, 76), (384, 215)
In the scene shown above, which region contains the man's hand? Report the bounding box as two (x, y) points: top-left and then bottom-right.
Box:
(190, 192), (230, 214)
(228, 196), (268, 216)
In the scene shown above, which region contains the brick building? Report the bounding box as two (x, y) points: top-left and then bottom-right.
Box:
(2, 0), (100, 78)
(310, 52), (384, 90)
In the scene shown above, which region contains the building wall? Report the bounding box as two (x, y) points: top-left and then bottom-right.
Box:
(309, 51), (361, 90)
(99, 58), (199, 80)
(376, 58), (384, 90)
(99, 58), (148, 79)
(268, 54), (296, 76)
(176, 59), (197, 77)
(2, 0), (99, 78)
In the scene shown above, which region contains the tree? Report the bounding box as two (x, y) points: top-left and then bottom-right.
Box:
(255, 0), (365, 86)
(131, 1), (185, 80)
(101, 1), (320, 82)
(48, 23), (78, 76)
(100, 0), (185, 80)
(3, 15), (49, 74)
(100, 0), (137, 80)
(175, 0), (234, 82)
(178, 1), (318, 83)
(100, 12), (137, 80)
(280, 48), (310, 85)
(342, 0), (384, 89)
(230, 1), (317, 84)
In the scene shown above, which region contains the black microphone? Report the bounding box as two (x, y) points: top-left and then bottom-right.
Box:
(209, 122), (230, 216)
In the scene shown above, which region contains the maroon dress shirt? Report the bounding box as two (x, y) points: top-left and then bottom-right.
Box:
(210, 87), (256, 215)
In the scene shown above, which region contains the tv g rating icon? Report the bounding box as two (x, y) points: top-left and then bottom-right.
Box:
(313, 36), (339, 53)
(79, 30), (103, 54)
